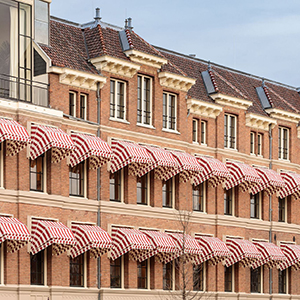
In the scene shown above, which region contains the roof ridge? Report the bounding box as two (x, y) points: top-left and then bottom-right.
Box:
(97, 24), (108, 55)
(125, 29), (134, 48)
(166, 60), (187, 77)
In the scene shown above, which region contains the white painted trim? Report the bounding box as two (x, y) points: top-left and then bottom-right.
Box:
(266, 108), (300, 123)
(246, 113), (277, 131)
(163, 92), (177, 132)
(137, 75), (153, 126)
(224, 114), (237, 150)
(211, 93), (253, 110)
(158, 71), (196, 92)
(110, 79), (127, 121)
(187, 98), (222, 119)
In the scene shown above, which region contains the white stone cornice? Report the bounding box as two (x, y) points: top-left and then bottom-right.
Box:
(265, 108), (300, 124)
(90, 55), (140, 78)
(49, 67), (106, 91)
(187, 98), (222, 119)
(245, 113), (277, 131)
(124, 49), (168, 69)
(158, 72), (196, 92)
(210, 93), (253, 110)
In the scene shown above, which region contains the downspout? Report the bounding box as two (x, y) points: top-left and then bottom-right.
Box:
(268, 124), (273, 298)
(96, 82), (101, 299)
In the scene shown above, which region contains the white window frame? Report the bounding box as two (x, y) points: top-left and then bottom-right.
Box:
(278, 127), (289, 160)
(192, 183), (206, 213)
(69, 91), (76, 117)
(250, 132), (255, 154)
(163, 92), (177, 132)
(162, 177), (175, 209)
(110, 79), (127, 121)
(192, 119), (198, 143)
(257, 133), (263, 156)
(137, 173), (150, 206)
(224, 114), (237, 150)
(137, 75), (152, 126)
(250, 192), (262, 220)
(79, 93), (87, 120)
(200, 120), (207, 145)
(69, 161), (87, 198)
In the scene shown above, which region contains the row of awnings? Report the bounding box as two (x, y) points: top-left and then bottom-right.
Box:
(2, 118), (300, 198)
(1, 216), (300, 270)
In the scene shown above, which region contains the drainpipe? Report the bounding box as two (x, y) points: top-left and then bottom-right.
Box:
(96, 82), (101, 299)
(268, 124), (273, 297)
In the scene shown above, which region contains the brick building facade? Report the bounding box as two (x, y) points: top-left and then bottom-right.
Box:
(0, 0), (300, 299)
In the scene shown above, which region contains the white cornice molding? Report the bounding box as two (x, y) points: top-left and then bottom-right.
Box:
(187, 98), (222, 119)
(245, 113), (277, 131)
(210, 93), (253, 110)
(49, 67), (106, 91)
(158, 72), (196, 92)
(90, 55), (140, 78)
(124, 49), (168, 69)
(265, 108), (300, 124)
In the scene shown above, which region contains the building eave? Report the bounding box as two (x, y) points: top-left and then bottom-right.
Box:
(210, 93), (252, 110)
(187, 98), (222, 119)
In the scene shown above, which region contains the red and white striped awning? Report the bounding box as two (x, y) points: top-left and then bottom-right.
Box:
(142, 230), (181, 263)
(194, 156), (231, 187)
(110, 228), (155, 261)
(225, 161), (262, 192)
(278, 172), (300, 200)
(0, 217), (30, 252)
(70, 224), (112, 258)
(110, 140), (155, 177)
(0, 118), (30, 156)
(144, 146), (180, 181)
(30, 124), (74, 163)
(195, 236), (232, 265)
(279, 243), (300, 270)
(69, 132), (112, 169)
(30, 220), (76, 255)
(225, 238), (261, 267)
(168, 233), (203, 264)
(170, 151), (203, 183)
(251, 167), (286, 195)
(252, 241), (287, 269)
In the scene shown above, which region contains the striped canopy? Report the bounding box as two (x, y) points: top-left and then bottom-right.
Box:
(110, 228), (155, 261)
(279, 243), (300, 270)
(278, 172), (300, 200)
(69, 132), (112, 169)
(30, 124), (74, 163)
(0, 118), (30, 156)
(30, 220), (76, 255)
(0, 217), (30, 252)
(70, 224), (112, 258)
(194, 156), (231, 187)
(110, 140), (155, 177)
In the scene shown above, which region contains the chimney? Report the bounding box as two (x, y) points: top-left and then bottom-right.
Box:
(297, 87), (300, 93)
(124, 18), (128, 29)
(94, 8), (101, 23)
(128, 17), (133, 30)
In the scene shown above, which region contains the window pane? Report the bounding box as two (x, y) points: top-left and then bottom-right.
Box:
(70, 254), (84, 287)
(69, 162), (84, 197)
(163, 179), (173, 208)
(251, 267), (261, 293)
(31, 250), (44, 285)
(110, 170), (121, 202)
(110, 80), (115, 118)
(117, 82), (125, 119)
(224, 114), (228, 147)
(137, 260), (147, 289)
(278, 269), (287, 294)
(163, 262), (173, 290)
(137, 174), (148, 205)
(110, 258), (121, 288)
(193, 119), (198, 142)
(30, 155), (43, 191)
(224, 189), (232, 215)
(137, 76), (142, 123)
(80, 94), (86, 119)
(193, 184), (204, 212)
(278, 198), (286, 222)
(193, 263), (203, 291)
(201, 121), (206, 144)
(224, 266), (232, 292)
(163, 93), (167, 129)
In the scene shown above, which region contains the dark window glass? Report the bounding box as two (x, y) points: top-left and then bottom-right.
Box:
(163, 178), (173, 208)
(201, 121), (206, 144)
(224, 266), (233, 292)
(70, 254), (84, 287)
(278, 197), (286, 222)
(137, 174), (148, 205)
(110, 170), (122, 202)
(251, 267), (261, 293)
(163, 261), (173, 290)
(224, 114), (236, 149)
(69, 162), (84, 197)
(137, 76), (142, 123)
(110, 257), (121, 288)
(250, 132), (255, 154)
(224, 114), (228, 147)
(278, 269), (287, 294)
(117, 81), (125, 119)
(110, 80), (125, 119)
(137, 260), (147, 289)
(193, 184), (204, 212)
(279, 127), (289, 160)
(224, 189), (233, 215)
(69, 92), (76, 116)
(257, 134), (262, 156)
(163, 93), (167, 129)
(80, 94), (86, 119)
(193, 263), (204, 291)
(31, 250), (44, 285)
(250, 193), (260, 219)
(30, 155), (43, 191)
(110, 80), (115, 118)
(163, 93), (176, 130)
(283, 128), (288, 160)
(192, 119), (198, 142)
(229, 115), (236, 149)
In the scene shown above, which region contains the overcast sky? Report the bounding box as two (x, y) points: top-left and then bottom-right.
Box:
(50, 0), (300, 88)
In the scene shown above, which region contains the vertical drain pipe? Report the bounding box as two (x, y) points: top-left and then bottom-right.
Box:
(268, 124), (273, 297)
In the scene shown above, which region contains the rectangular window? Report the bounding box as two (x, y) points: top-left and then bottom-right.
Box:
(110, 257), (122, 288)
(278, 197), (286, 222)
(201, 121), (206, 144)
(70, 253), (85, 287)
(137, 75), (152, 125)
(137, 259), (148, 289)
(279, 127), (289, 160)
(30, 154), (44, 192)
(250, 132), (255, 154)
(192, 119), (198, 143)
(250, 193), (260, 219)
(251, 267), (262, 293)
(69, 161), (85, 197)
(193, 263), (204, 291)
(137, 174), (148, 205)
(110, 79), (126, 120)
(163, 261), (173, 290)
(224, 188), (233, 216)
(69, 92), (76, 117)
(110, 170), (122, 202)
(224, 265), (233, 292)
(80, 94), (87, 120)
(224, 114), (236, 149)
(257, 133), (262, 156)
(193, 183), (205, 212)
(163, 92), (177, 131)
(30, 249), (45, 285)
(163, 178), (174, 208)
(278, 269), (287, 294)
